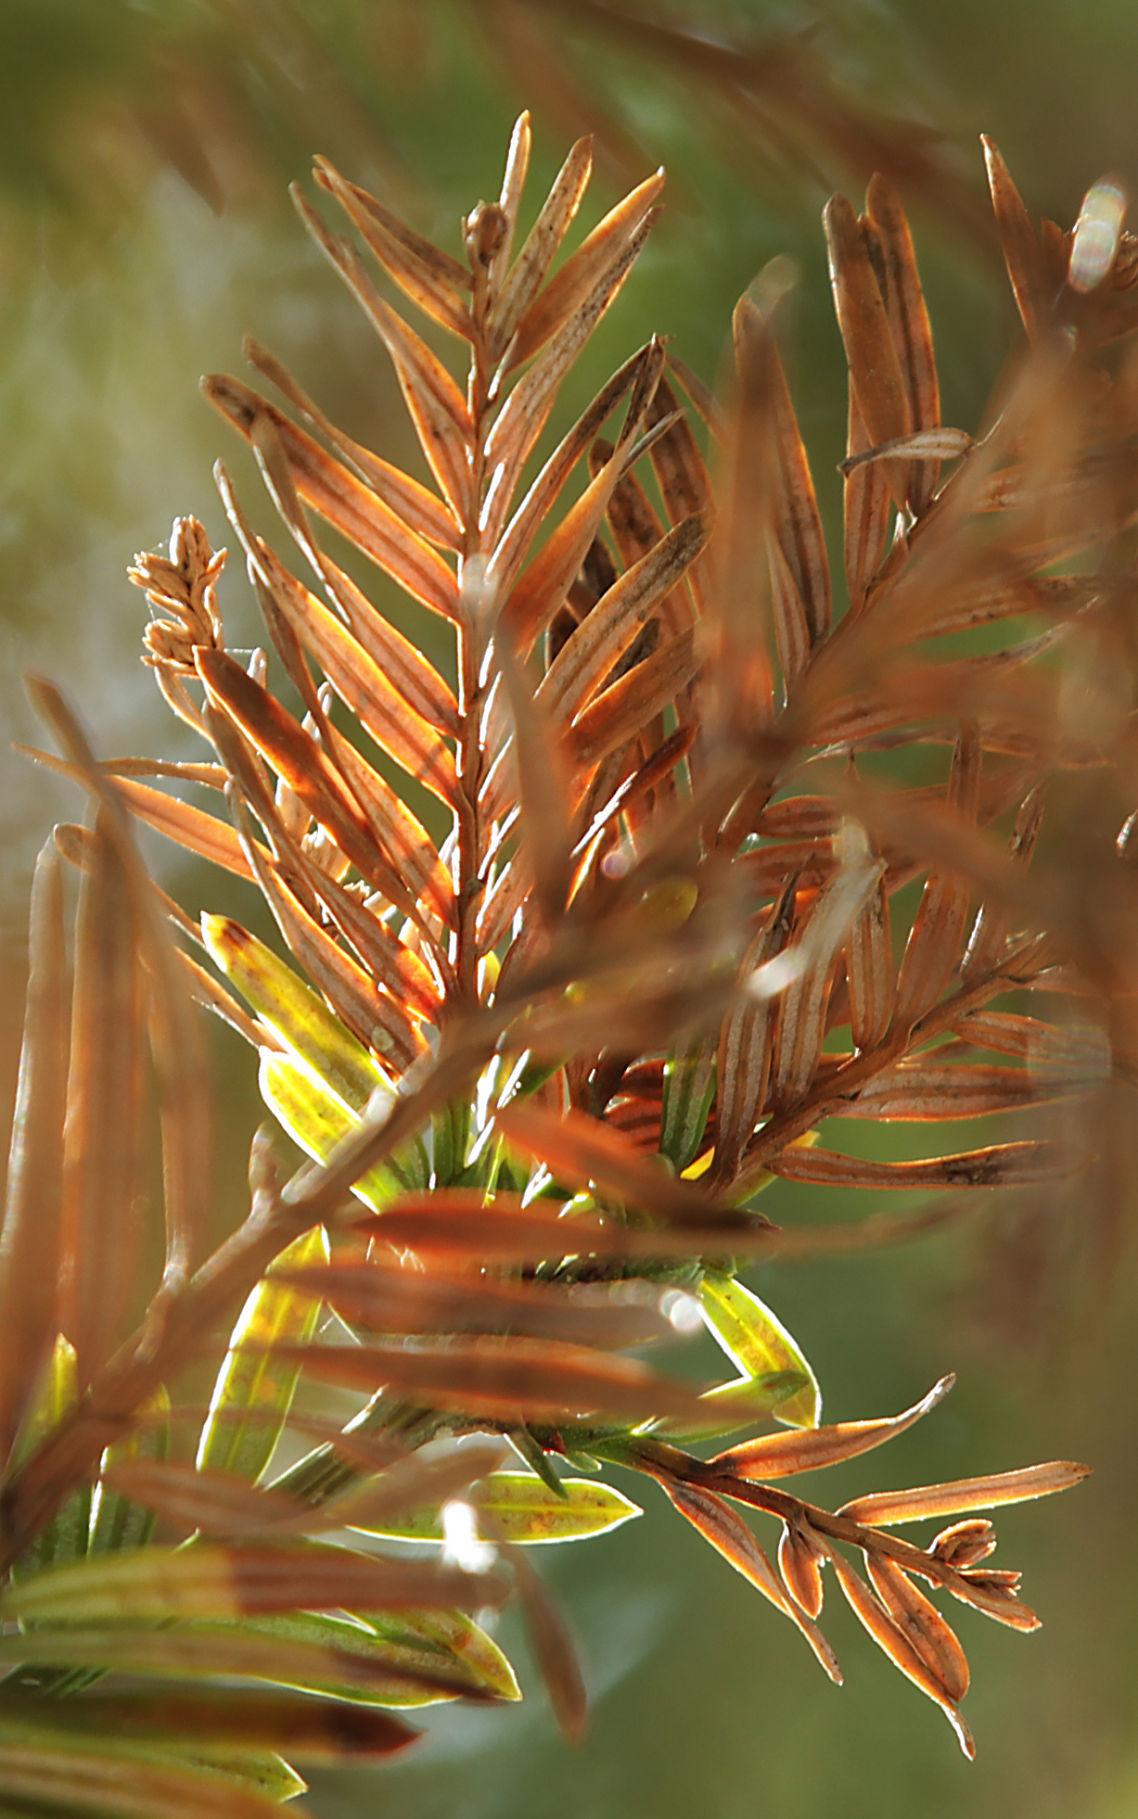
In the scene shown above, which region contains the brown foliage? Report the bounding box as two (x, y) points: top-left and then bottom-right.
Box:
(7, 120), (1133, 1790)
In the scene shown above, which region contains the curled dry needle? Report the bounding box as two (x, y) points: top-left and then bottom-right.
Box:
(5, 118), (1124, 1788)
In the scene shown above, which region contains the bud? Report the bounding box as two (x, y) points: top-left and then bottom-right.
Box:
(465, 201), (508, 270)
(929, 1518), (997, 1569)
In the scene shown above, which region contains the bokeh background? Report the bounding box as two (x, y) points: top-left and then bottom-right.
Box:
(3, 3), (1138, 1815)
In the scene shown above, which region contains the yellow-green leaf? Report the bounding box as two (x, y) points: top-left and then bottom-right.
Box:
(10, 1335), (90, 1580)
(0, 1614), (510, 1708)
(244, 1609), (521, 1707)
(659, 1045), (716, 1172)
(699, 1275), (821, 1428)
(0, 1734), (294, 1817)
(353, 1472), (642, 1546)
(650, 1370), (810, 1443)
(197, 1227), (328, 1487)
(9, 1333), (77, 1470)
(0, 1544), (501, 1628)
(89, 1387), (171, 1556)
(372, 1607), (520, 1703)
(202, 914), (389, 1115)
(258, 1051), (424, 1207)
(191, 1753), (306, 1805)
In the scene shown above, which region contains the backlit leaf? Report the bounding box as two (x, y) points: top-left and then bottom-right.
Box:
(197, 1226), (328, 1488)
(315, 157), (471, 339)
(495, 1101), (728, 1225)
(828, 1549), (974, 1759)
(0, 1543), (507, 1626)
(0, 1608), (516, 1709)
(839, 1460), (1090, 1527)
(713, 1375), (952, 1478)
(271, 1337), (722, 1428)
(204, 375), (459, 615)
(660, 1478), (841, 1683)
(257, 1052), (417, 1211)
(651, 1372), (810, 1444)
(866, 1554), (970, 1703)
(770, 1141), (1074, 1191)
(1, 1687), (420, 1762)
(659, 1045), (716, 1172)
(202, 917), (390, 1116)
(0, 1738), (296, 1818)
(699, 1275), (821, 1428)
(509, 166), (664, 367)
(8, 1335), (90, 1582)
(0, 845), (69, 1465)
(89, 1388), (171, 1557)
(493, 133), (593, 357)
(354, 1472), (641, 1546)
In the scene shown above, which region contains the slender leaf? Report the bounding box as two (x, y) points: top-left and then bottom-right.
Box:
(839, 1461), (1090, 1527)
(699, 1275), (821, 1428)
(257, 1051), (420, 1210)
(197, 1226), (328, 1487)
(354, 1472), (641, 1546)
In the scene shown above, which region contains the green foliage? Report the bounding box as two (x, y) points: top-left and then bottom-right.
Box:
(699, 1275), (822, 1429)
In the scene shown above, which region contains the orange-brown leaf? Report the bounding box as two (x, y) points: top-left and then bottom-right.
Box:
(270, 1338), (718, 1427)
(494, 1101), (729, 1224)
(248, 545), (458, 803)
(839, 1460), (1090, 1527)
(982, 137), (1048, 338)
(893, 724), (980, 1030)
(843, 389), (893, 608)
(845, 868), (895, 1051)
(315, 156), (472, 339)
(493, 133), (594, 358)
(769, 338), (831, 661)
(777, 1520), (825, 1619)
(488, 339), (664, 582)
(24, 752), (259, 883)
(281, 1259), (673, 1349)
(292, 189), (473, 519)
(713, 1375), (953, 1479)
(243, 338), (460, 549)
(662, 1479), (842, 1683)
(60, 814), (147, 1378)
(360, 1196), (772, 1265)
(833, 1061), (1085, 1120)
(509, 166), (664, 367)
(828, 1550), (974, 1757)
(57, 1687), (421, 1761)
(487, 213), (660, 518)
(769, 1140), (1073, 1191)
(492, 110), (532, 284)
(866, 1554), (970, 1703)
(510, 1545), (588, 1745)
(715, 889), (796, 1181)
(195, 649), (376, 880)
(203, 376), (459, 615)
(236, 832), (422, 1069)
(564, 627), (699, 774)
(866, 173), (942, 513)
(824, 195), (911, 489)
(0, 846), (70, 1460)
(326, 728), (455, 930)
(542, 515), (708, 723)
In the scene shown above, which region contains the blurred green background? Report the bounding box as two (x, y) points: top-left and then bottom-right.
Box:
(2, 2), (1137, 1815)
